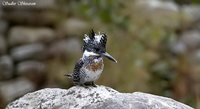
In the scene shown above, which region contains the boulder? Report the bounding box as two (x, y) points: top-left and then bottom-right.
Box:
(8, 26), (55, 46)
(6, 86), (193, 109)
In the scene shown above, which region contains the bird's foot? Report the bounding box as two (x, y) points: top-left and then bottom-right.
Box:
(91, 82), (97, 87)
(83, 82), (97, 87)
(78, 83), (89, 88)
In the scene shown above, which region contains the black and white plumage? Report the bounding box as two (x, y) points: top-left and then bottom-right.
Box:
(66, 30), (117, 87)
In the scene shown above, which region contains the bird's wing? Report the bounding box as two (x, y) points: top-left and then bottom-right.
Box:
(72, 59), (84, 82)
(73, 59), (84, 73)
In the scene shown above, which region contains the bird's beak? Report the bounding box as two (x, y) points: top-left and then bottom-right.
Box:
(102, 52), (117, 63)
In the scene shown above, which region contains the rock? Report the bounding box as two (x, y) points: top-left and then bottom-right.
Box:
(15, 61), (46, 86)
(171, 30), (200, 55)
(135, 0), (178, 12)
(170, 41), (187, 55)
(183, 6), (200, 23)
(0, 78), (35, 103)
(6, 86), (193, 109)
(16, 61), (46, 75)
(133, 0), (180, 29)
(180, 30), (200, 49)
(190, 50), (200, 63)
(11, 43), (46, 61)
(56, 18), (90, 37)
(8, 26), (55, 46)
(0, 20), (8, 34)
(0, 56), (13, 80)
(0, 36), (7, 55)
(48, 38), (81, 57)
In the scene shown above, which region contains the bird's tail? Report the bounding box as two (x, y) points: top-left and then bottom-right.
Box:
(64, 73), (72, 78)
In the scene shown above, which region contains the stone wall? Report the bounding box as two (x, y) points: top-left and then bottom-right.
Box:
(0, 0), (90, 107)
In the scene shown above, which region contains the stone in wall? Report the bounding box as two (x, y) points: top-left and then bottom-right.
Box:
(48, 38), (81, 57)
(183, 6), (200, 23)
(133, 0), (180, 29)
(0, 56), (13, 80)
(10, 43), (47, 61)
(56, 18), (90, 37)
(8, 26), (56, 46)
(181, 30), (200, 49)
(0, 20), (8, 35)
(16, 61), (46, 76)
(0, 36), (7, 55)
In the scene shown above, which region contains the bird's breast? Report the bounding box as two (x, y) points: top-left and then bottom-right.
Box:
(86, 59), (103, 72)
(81, 59), (104, 82)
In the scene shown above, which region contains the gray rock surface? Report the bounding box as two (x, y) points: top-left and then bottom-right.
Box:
(171, 30), (200, 55)
(181, 30), (200, 49)
(16, 61), (46, 75)
(56, 18), (89, 37)
(11, 43), (46, 61)
(183, 6), (200, 22)
(133, 0), (180, 29)
(48, 38), (81, 57)
(8, 26), (55, 46)
(135, 0), (178, 12)
(6, 86), (193, 109)
(170, 41), (187, 55)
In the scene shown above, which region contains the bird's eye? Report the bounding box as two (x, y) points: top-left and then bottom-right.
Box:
(96, 48), (100, 52)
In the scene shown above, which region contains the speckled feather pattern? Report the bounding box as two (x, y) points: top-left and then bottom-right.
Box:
(72, 57), (104, 85)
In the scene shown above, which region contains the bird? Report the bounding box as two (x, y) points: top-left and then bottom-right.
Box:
(65, 30), (117, 87)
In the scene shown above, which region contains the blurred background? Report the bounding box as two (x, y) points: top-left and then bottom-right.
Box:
(0, 0), (200, 108)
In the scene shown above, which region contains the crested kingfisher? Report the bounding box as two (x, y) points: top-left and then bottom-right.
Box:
(65, 30), (117, 87)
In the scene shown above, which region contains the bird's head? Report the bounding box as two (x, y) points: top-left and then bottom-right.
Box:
(82, 30), (117, 63)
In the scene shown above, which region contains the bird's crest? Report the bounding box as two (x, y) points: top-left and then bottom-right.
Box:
(83, 30), (107, 52)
